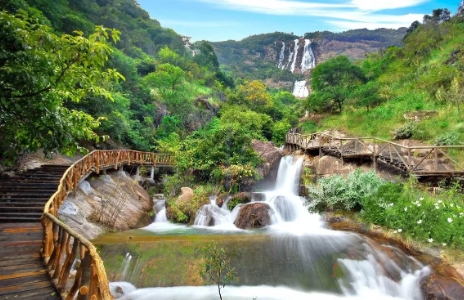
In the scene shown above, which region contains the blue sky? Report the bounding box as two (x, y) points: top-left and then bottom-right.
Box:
(138, 0), (460, 42)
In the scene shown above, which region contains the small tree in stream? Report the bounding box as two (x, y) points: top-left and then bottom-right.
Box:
(200, 241), (237, 300)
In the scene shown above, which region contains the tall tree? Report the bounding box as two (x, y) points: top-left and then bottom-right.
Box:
(310, 55), (366, 112)
(0, 11), (123, 164)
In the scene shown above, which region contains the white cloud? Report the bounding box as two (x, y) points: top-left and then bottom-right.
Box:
(191, 0), (427, 30)
(349, 0), (429, 11)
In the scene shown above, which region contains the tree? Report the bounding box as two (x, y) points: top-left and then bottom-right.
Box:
(0, 11), (124, 164)
(458, 0), (464, 16)
(235, 80), (273, 113)
(200, 241), (237, 300)
(311, 56), (366, 112)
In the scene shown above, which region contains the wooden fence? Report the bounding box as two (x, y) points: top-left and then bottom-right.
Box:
(286, 132), (464, 176)
(41, 150), (175, 300)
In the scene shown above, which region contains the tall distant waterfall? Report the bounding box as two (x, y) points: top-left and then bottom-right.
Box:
(290, 39), (299, 74)
(277, 41), (286, 69)
(277, 39), (316, 74)
(301, 39), (316, 73)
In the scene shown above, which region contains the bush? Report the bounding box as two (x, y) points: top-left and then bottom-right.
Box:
(306, 169), (385, 211)
(392, 122), (417, 140)
(435, 131), (460, 145)
(361, 180), (464, 248)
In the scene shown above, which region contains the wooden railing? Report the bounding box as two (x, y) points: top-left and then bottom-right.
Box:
(286, 132), (464, 176)
(41, 150), (175, 300)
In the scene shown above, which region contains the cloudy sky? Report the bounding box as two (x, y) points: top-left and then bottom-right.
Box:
(138, 0), (459, 41)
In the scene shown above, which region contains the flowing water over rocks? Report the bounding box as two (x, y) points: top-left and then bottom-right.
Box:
(94, 156), (440, 300)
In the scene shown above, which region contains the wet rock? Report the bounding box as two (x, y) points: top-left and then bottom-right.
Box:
(252, 140), (283, 179)
(421, 265), (464, 300)
(216, 192), (229, 208)
(166, 187), (209, 224)
(227, 192), (252, 211)
(234, 203), (271, 229)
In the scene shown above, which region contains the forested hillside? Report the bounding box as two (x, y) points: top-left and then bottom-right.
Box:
(304, 7), (464, 149)
(0, 0), (303, 194)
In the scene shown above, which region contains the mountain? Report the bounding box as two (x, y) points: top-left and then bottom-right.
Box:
(211, 28), (407, 84)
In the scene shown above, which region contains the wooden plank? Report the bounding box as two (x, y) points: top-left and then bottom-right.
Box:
(0, 256), (42, 267)
(0, 272), (50, 287)
(0, 286), (59, 300)
(0, 270), (47, 281)
(0, 264), (45, 276)
(0, 279), (52, 294)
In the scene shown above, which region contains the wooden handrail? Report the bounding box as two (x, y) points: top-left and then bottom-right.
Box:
(286, 132), (464, 174)
(41, 150), (175, 299)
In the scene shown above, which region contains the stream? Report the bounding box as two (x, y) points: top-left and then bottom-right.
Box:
(94, 156), (430, 300)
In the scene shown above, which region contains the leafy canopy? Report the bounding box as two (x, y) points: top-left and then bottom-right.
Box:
(0, 10), (124, 163)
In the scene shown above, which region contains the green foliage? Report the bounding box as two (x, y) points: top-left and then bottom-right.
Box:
(307, 169), (386, 211)
(361, 180), (464, 248)
(309, 56), (366, 112)
(435, 131), (461, 145)
(392, 122), (417, 140)
(0, 10), (123, 163)
(199, 241), (237, 300)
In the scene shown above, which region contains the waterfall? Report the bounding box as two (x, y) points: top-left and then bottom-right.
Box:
(301, 39), (316, 73)
(154, 197), (168, 223)
(119, 252), (132, 281)
(277, 41), (286, 69)
(290, 39), (299, 74)
(113, 156), (431, 300)
(292, 80), (309, 98)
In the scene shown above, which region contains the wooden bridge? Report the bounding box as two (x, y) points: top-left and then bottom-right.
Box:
(0, 150), (175, 300)
(286, 132), (464, 178)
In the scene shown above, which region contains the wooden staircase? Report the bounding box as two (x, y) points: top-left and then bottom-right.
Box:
(0, 165), (68, 300)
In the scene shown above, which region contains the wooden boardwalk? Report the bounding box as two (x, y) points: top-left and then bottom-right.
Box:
(286, 132), (464, 179)
(0, 151), (175, 300)
(0, 165), (67, 300)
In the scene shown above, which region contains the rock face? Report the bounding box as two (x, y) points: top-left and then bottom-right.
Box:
(59, 170), (153, 240)
(252, 140), (283, 190)
(325, 213), (464, 300)
(234, 203), (271, 229)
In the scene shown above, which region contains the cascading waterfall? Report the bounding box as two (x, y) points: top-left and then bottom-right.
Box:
(277, 41), (286, 69)
(119, 252), (132, 281)
(154, 197), (168, 223)
(290, 39), (299, 73)
(301, 39), (316, 73)
(109, 156), (431, 300)
(292, 80), (309, 98)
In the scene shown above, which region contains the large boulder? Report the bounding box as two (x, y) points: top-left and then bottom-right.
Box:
(252, 140), (283, 178)
(166, 187), (209, 224)
(59, 170), (153, 240)
(234, 203), (272, 229)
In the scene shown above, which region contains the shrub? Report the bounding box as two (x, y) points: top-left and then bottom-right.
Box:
(392, 122), (417, 140)
(434, 131), (460, 145)
(306, 169), (385, 211)
(361, 180), (464, 248)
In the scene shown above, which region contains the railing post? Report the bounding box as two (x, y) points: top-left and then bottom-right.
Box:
(434, 147), (438, 172)
(373, 139), (377, 172)
(407, 148), (411, 171)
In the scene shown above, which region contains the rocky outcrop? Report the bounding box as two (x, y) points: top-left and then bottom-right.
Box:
(58, 170), (153, 240)
(234, 203), (271, 229)
(325, 213), (464, 300)
(166, 187), (209, 224)
(252, 139), (283, 181)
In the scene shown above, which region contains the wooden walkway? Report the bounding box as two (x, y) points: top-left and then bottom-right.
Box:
(0, 151), (175, 300)
(286, 132), (464, 178)
(0, 165), (67, 300)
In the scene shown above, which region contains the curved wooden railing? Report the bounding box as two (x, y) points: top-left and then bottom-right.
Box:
(41, 150), (175, 300)
(286, 132), (464, 176)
